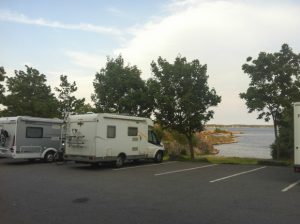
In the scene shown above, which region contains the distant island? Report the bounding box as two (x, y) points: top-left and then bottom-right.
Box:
(206, 124), (273, 128)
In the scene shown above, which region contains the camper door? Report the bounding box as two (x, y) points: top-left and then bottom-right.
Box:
(128, 126), (141, 155)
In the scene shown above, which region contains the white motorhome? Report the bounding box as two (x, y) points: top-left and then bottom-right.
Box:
(0, 116), (63, 162)
(294, 103), (300, 172)
(64, 113), (164, 167)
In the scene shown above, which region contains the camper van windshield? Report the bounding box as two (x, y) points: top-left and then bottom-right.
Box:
(148, 130), (160, 145)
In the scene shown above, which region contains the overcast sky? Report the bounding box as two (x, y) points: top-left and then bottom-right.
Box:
(1, 0), (300, 124)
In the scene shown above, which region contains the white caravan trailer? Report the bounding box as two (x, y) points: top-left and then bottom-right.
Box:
(0, 116), (63, 162)
(294, 103), (300, 172)
(64, 113), (164, 167)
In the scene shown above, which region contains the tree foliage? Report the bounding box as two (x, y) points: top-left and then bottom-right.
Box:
(0, 66), (6, 103)
(55, 75), (85, 117)
(149, 56), (221, 159)
(1, 66), (59, 118)
(240, 44), (300, 159)
(75, 103), (95, 114)
(92, 55), (153, 117)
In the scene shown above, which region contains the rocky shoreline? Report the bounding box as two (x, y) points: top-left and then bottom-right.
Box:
(201, 129), (240, 145)
(160, 127), (241, 157)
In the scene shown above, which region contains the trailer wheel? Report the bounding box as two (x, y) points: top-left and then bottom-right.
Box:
(44, 151), (55, 163)
(154, 151), (163, 163)
(115, 155), (125, 168)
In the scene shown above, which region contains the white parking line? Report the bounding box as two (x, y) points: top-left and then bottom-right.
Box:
(210, 166), (267, 183)
(154, 164), (218, 176)
(281, 180), (300, 192)
(113, 161), (178, 171)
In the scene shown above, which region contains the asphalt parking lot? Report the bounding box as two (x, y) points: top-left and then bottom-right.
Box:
(0, 158), (299, 224)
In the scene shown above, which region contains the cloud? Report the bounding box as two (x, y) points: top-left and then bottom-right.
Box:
(116, 1), (300, 74)
(47, 69), (95, 103)
(0, 9), (122, 35)
(47, 51), (108, 104)
(50, 51), (109, 104)
(106, 7), (123, 16)
(65, 51), (107, 70)
(114, 0), (300, 124)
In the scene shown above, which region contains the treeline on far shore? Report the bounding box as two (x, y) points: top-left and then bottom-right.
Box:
(206, 124), (273, 128)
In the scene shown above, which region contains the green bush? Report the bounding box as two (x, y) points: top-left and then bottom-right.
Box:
(271, 107), (294, 160)
(214, 128), (227, 133)
(180, 149), (187, 155)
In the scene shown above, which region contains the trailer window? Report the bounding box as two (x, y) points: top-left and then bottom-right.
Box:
(128, 127), (138, 136)
(26, 127), (43, 138)
(107, 126), (116, 138)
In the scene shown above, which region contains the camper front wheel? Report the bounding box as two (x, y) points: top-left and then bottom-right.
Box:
(154, 151), (163, 163)
(44, 151), (55, 163)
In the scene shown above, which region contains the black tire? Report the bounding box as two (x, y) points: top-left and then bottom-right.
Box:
(115, 155), (125, 168)
(154, 151), (163, 163)
(27, 158), (36, 162)
(132, 159), (140, 164)
(44, 151), (55, 163)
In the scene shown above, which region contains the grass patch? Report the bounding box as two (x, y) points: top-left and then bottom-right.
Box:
(165, 154), (292, 166)
(168, 154), (258, 165)
(257, 159), (292, 166)
(163, 154), (170, 161)
(198, 156), (259, 165)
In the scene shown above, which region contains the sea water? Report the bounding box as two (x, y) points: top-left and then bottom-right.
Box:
(214, 127), (274, 159)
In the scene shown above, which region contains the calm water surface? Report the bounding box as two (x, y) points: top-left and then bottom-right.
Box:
(214, 127), (274, 159)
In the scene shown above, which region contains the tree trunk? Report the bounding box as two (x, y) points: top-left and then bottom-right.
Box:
(273, 121), (278, 140)
(272, 117), (280, 160)
(274, 123), (280, 160)
(188, 137), (195, 160)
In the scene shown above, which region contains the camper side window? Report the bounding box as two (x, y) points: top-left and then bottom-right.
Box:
(107, 126), (116, 138)
(26, 127), (43, 138)
(128, 127), (138, 136)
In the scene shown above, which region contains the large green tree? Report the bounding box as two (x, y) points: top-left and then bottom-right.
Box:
(240, 44), (300, 159)
(55, 75), (85, 117)
(92, 55), (153, 117)
(1, 66), (59, 117)
(149, 56), (221, 159)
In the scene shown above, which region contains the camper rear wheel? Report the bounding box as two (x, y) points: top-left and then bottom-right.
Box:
(154, 151), (163, 163)
(44, 151), (55, 163)
(115, 154), (125, 168)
